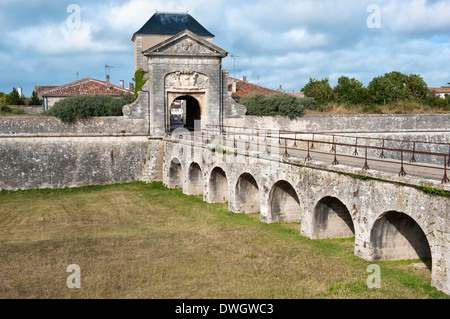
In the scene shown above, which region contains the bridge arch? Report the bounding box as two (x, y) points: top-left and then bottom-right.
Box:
(235, 172), (260, 213)
(312, 196), (355, 239)
(370, 211), (431, 264)
(187, 162), (203, 195)
(168, 157), (183, 189)
(268, 180), (301, 223)
(208, 166), (229, 203)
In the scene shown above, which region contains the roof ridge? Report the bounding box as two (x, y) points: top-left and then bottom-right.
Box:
(41, 77), (131, 96)
(228, 76), (280, 93)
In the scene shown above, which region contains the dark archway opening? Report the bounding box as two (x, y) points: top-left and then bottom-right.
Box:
(235, 173), (260, 213)
(168, 158), (182, 189)
(269, 180), (301, 223)
(169, 95), (201, 132)
(188, 163), (203, 195)
(209, 167), (228, 203)
(313, 197), (355, 239)
(370, 211), (431, 269)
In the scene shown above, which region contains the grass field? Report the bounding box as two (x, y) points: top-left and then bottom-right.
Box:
(0, 182), (448, 299)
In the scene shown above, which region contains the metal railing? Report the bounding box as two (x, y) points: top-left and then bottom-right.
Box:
(167, 124), (449, 184)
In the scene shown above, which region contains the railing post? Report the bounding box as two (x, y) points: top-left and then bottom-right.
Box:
(399, 150), (407, 177)
(409, 142), (417, 163)
(283, 138), (289, 158)
(448, 146), (450, 167)
(380, 139), (386, 159)
(332, 144), (339, 165)
(305, 140), (312, 161)
(442, 155), (449, 184)
(353, 137), (359, 156)
(362, 146), (369, 170)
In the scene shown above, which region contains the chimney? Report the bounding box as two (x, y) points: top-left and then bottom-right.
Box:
(119, 80), (124, 89)
(106, 75), (110, 84)
(242, 76), (247, 82)
(279, 85), (283, 92)
(128, 82), (135, 92)
(232, 81), (237, 93)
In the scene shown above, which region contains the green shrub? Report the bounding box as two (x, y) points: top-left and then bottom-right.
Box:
(0, 105), (12, 113)
(241, 93), (307, 118)
(45, 94), (135, 122)
(240, 93), (268, 116)
(298, 96), (318, 110)
(134, 69), (148, 98)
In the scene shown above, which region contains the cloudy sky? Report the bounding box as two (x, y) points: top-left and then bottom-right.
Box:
(1, 0), (449, 96)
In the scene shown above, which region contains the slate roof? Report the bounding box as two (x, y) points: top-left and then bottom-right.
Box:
(133, 12), (214, 39)
(41, 78), (132, 97)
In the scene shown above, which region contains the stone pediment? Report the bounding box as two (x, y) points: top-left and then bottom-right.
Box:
(143, 29), (227, 58)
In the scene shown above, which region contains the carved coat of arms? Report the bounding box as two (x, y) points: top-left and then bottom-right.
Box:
(165, 71), (209, 90)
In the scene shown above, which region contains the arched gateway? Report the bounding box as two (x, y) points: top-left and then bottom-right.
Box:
(124, 17), (245, 135)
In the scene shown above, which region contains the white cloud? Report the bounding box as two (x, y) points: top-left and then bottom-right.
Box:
(1, 0), (450, 93)
(382, 0), (450, 33)
(8, 21), (129, 54)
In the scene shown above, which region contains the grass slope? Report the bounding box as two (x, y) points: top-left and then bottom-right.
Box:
(0, 182), (447, 299)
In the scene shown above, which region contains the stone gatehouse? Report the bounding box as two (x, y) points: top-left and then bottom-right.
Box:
(126, 12), (245, 135)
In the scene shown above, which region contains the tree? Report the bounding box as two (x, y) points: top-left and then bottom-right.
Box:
(384, 71), (409, 100)
(301, 78), (334, 104)
(367, 76), (395, 104)
(0, 91), (6, 103)
(6, 87), (25, 105)
(29, 90), (42, 106)
(333, 76), (368, 104)
(405, 74), (428, 100)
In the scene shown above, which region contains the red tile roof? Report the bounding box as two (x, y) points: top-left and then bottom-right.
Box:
(41, 78), (132, 97)
(228, 77), (281, 98)
(428, 87), (450, 93)
(228, 77), (304, 98)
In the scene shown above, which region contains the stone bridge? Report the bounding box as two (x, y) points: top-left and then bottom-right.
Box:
(162, 128), (450, 295)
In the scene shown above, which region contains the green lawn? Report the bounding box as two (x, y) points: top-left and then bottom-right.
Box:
(0, 182), (447, 299)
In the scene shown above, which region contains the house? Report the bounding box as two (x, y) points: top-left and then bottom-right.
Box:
(428, 87), (450, 98)
(132, 11), (215, 71)
(41, 76), (133, 111)
(170, 100), (185, 120)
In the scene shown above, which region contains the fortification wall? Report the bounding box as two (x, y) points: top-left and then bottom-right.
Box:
(0, 115), (153, 191)
(225, 114), (450, 133)
(0, 115), (148, 137)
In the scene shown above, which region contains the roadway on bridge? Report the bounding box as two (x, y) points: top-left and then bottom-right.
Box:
(260, 142), (448, 184)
